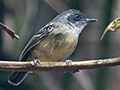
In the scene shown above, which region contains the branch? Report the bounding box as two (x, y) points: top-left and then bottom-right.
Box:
(43, 0), (69, 13)
(1, 57), (120, 73)
(0, 22), (20, 40)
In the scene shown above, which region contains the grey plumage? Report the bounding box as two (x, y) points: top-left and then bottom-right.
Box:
(8, 9), (97, 86)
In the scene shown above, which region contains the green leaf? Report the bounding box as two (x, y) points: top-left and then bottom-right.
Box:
(100, 27), (110, 40)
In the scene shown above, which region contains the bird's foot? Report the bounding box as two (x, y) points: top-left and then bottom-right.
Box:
(65, 60), (72, 66)
(30, 58), (41, 67)
(34, 59), (41, 66)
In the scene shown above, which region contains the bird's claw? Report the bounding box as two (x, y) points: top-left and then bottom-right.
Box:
(65, 60), (72, 66)
(34, 59), (41, 66)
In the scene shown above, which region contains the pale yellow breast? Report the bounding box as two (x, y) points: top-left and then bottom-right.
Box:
(27, 22), (78, 62)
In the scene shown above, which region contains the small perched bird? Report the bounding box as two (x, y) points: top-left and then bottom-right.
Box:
(8, 9), (97, 86)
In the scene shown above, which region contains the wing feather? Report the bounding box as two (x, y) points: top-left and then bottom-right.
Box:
(19, 23), (55, 61)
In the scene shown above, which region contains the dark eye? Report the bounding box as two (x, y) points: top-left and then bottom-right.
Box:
(74, 14), (81, 21)
(67, 14), (81, 23)
(75, 14), (80, 18)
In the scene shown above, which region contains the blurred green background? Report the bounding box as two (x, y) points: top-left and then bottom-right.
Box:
(0, 0), (120, 90)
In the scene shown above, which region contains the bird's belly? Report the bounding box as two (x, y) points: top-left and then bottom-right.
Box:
(31, 33), (77, 62)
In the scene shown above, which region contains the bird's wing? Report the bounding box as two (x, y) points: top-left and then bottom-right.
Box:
(19, 23), (55, 61)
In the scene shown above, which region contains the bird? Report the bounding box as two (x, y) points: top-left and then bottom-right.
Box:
(8, 9), (97, 86)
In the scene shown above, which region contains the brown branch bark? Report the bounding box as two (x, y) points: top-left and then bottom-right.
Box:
(0, 22), (20, 39)
(0, 57), (120, 73)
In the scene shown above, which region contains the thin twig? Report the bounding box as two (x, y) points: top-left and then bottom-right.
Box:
(0, 22), (20, 40)
(0, 57), (120, 73)
(43, 0), (69, 13)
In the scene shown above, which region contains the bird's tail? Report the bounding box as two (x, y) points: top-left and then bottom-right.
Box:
(8, 71), (28, 86)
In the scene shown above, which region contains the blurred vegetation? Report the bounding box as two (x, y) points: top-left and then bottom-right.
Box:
(0, 0), (120, 90)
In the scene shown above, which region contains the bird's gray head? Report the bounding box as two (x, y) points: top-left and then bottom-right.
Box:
(54, 9), (97, 33)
